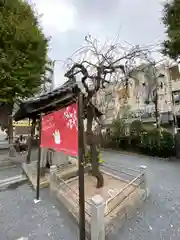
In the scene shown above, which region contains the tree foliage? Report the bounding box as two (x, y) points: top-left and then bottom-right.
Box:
(0, 0), (49, 104)
(112, 118), (126, 137)
(162, 0), (180, 59)
(130, 120), (143, 137)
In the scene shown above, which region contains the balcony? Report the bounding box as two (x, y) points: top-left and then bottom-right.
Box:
(174, 104), (180, 115)
(171, 80), (180, 92)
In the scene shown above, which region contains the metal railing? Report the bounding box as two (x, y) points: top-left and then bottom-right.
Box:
(100, 162), (144, 219)
(104, 172), (143, 217)
(51, 171), (92, 217)
(52, 163), (144, 215)
(50, 162), (146, 238)
(105, 180), (144, 235)
(102, 161), (141, 178)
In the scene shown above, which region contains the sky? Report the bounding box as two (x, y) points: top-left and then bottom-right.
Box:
(32, 0), (166, 87)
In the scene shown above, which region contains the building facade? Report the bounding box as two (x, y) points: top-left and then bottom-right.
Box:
(95, 63), (180, 128)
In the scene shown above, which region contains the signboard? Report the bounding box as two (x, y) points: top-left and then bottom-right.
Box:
(41, 103), (78, 157)
(13, 120), (31, 127)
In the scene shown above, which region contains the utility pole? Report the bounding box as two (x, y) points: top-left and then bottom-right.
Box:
(154, 89), (159, 129)
(167, 66), (177, 136)
(155, 73), (165, 129)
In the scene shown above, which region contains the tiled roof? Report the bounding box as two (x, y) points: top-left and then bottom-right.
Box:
(13, 80), (79, 121)
(13, 80), (102, 121)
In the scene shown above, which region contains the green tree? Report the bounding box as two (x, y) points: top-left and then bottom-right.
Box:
(130, 120), (143, 137)
(0, 0), (49, 152)
(162, 0), (180, 59)
(112, 118), (126, 138)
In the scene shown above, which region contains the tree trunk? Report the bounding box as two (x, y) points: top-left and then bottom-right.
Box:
(26, 119), (36, 164)
(155, 96), (159, 129)
(154, 91), (161, 148)
(153, 87), (160, 128)
(86, 106), (104, 188)
(8, 115), (16, 157)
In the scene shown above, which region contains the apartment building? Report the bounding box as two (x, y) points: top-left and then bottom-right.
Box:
(94, 83), (118, 125)
(95, 63), (180, 127)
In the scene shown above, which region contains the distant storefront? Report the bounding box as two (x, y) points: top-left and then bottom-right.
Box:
(13, 120), (32, 137)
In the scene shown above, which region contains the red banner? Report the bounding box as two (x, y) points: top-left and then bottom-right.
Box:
(41, 103), (78, 157)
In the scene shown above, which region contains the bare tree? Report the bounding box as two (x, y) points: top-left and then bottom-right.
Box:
(64, 35), (148, 188)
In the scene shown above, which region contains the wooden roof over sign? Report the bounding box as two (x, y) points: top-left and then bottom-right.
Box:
(13, 80), (102, 121)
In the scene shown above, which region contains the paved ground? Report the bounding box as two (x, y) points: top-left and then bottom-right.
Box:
(0, 147), (79, 240)
(0, 150), (24, 181)
(103, 151), (180, 240)
(0, 165), (23, 180)
(0, 183), (78, 240)
(1, 150), (180, 239)
(0, 139), (9, 150)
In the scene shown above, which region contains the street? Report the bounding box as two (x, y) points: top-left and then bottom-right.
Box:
(0, 151), (180, 239)
(104, 151), (180, 240)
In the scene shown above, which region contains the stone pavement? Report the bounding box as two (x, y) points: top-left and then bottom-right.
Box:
(103, 151), (180, 240)
(1, 150), (180, 239)
(0, 165), (23, 181)
(0, 147), (38, 168)
(0, 148), (79, 240)
(0, 183), (78, 240)
(0, 139), (9, 150)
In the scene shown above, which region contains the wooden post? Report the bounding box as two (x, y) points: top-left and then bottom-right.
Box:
(34, 116), (42, 203)
(78, 92), (86, 240)
(26, 118), (36, 164)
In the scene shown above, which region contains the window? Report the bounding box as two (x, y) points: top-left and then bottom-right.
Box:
(173, 91), (180, 105)
(106, 109), (114, 119)
(105, 92), (112, 103)
(108, 98), (115, 109)
(152, 90), (156, 97)
(169, 65), (180, 81)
